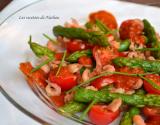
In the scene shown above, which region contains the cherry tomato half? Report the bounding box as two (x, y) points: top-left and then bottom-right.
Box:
(113, 67), (144, 90)
(143, 74), (160, 94)
(119, 19), (146, 44)
(89, 10), (118, 29)
(66, 40), (92, 53)
(91, 75), (115, 89)
(50, 94), (65, 107)
(88, 105), (120, 125)
(146, 116), (160, 125)
(19, 62), (47, 88)
(78, 56), (92, 67)
(93, 46), (119, 66)
(142, 107), (160, 118)
(49, 67), (77, 91)
(55, 53), (63, 60)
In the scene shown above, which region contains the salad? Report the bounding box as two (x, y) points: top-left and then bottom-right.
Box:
(19, 10), (160, 125)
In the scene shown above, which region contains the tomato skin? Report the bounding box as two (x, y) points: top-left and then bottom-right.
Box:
(55, 53), (63, 60)
(142, 107), (160, 118)
(118, 52), (128, 57)
(114, 67), (144, 90)
(78, 56), (92, 66)
(146, 116), (160, 125)
(119, 19), (145, 44)
(143, 74), (160, 94)
(91, 76), (115, 89)
(89, 10), (118, 29)
(49, 67), (77, 91)
(119, 19), (143, 39)
(19, 62), (47, 88)
(66, 40), (91, 53)
(50, 94), (65, 107)
(88, 105), (120, 125)
(93, 46), (119, 66)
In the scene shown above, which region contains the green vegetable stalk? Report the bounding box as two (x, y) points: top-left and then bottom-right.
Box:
(53, 25), (109, 46)
(66, 49), (92, 63)
(118, 39), (130, 52)
(113, 57), (160, 73)
(143, 19), (160, 58)
(95, 19), (110, 33)
(28, 36), (55, 72)
(85, 19), (110, 34)
(120, 107), (140, 125)
(28, 35), (55, 58)
(74, 88), (160, 107)
(59, 101), (86, 114)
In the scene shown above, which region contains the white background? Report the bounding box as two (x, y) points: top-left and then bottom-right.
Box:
(0, 1), (40, 125)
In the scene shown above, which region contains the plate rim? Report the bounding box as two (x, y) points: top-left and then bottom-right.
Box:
(1, 0), (160, 125)
(0, 0), (52, 125)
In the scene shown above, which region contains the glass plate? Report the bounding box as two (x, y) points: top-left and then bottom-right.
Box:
(0, 0), (160, 124)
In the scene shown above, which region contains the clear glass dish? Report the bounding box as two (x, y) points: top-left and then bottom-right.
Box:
(1, 0), (160, 124)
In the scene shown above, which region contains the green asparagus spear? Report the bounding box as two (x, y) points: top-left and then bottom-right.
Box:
(59, 101), (86, 114)
(85, 19), (110, 34)
(113, 57), (160, 73)
(53, 25), (109, 46)
(28, 35), (55, 58)
(85, 22), (94, 29)
(143, 19), (160, 58)
(120, 89), (143, 125)
(120, 107), (140, 125)
(74, 88), (160, 107)
(66, 49), (92, 63)
(118, 39), (131, 52)
(79, 67), (86, 75)
(135, 89), (146, 95)
(95, 19), (110, 33)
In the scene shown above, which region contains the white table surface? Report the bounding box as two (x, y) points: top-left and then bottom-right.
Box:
(0, 1), (40, 125)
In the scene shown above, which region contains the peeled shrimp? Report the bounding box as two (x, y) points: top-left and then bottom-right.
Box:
(64, 92), (74, 103)
(45, 82), (61, 96)
(82, 69), (90, 82)
(148, 56), (155, 61)
(103, 64), (115, 72)
(133, 115), (146, 125)
(110, 88), (125, 94)
(47, 41), (56, 51)
(85, 86), (98, 91)
(40, 64), (50, 74)
(133, 78), (143, 89)
(68, 63), (82, 73)
(107, 98), (122, 112)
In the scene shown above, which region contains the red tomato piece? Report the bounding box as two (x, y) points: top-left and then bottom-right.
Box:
(88, 105), (120, 125)
(114, 75), (141, 90)
(146, 116), (160, 125)
(55, 53), (63, 60)
(119, 19), (145, 44)
(93, 46), (119, 66)
(50, 94), (65, 107)
(118, 52), (128, 57)
(19, 62), (47, 88)
(78, 56), (92, 67)
(119, 19), (143, 39)
(49, 67), (77, 91)
(114, 67), (144, 90)
(143, 107), (160, 118)
(89, 10), (118, 29)
(143, 74), (160, 94)
(91, 75), (115, 89)
(66, 40), (91, 53)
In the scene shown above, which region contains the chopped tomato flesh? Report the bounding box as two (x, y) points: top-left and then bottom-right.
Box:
(19, 62), (47, 88)
(49, 67), (77, 91)
(89, 10), (118, 29)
